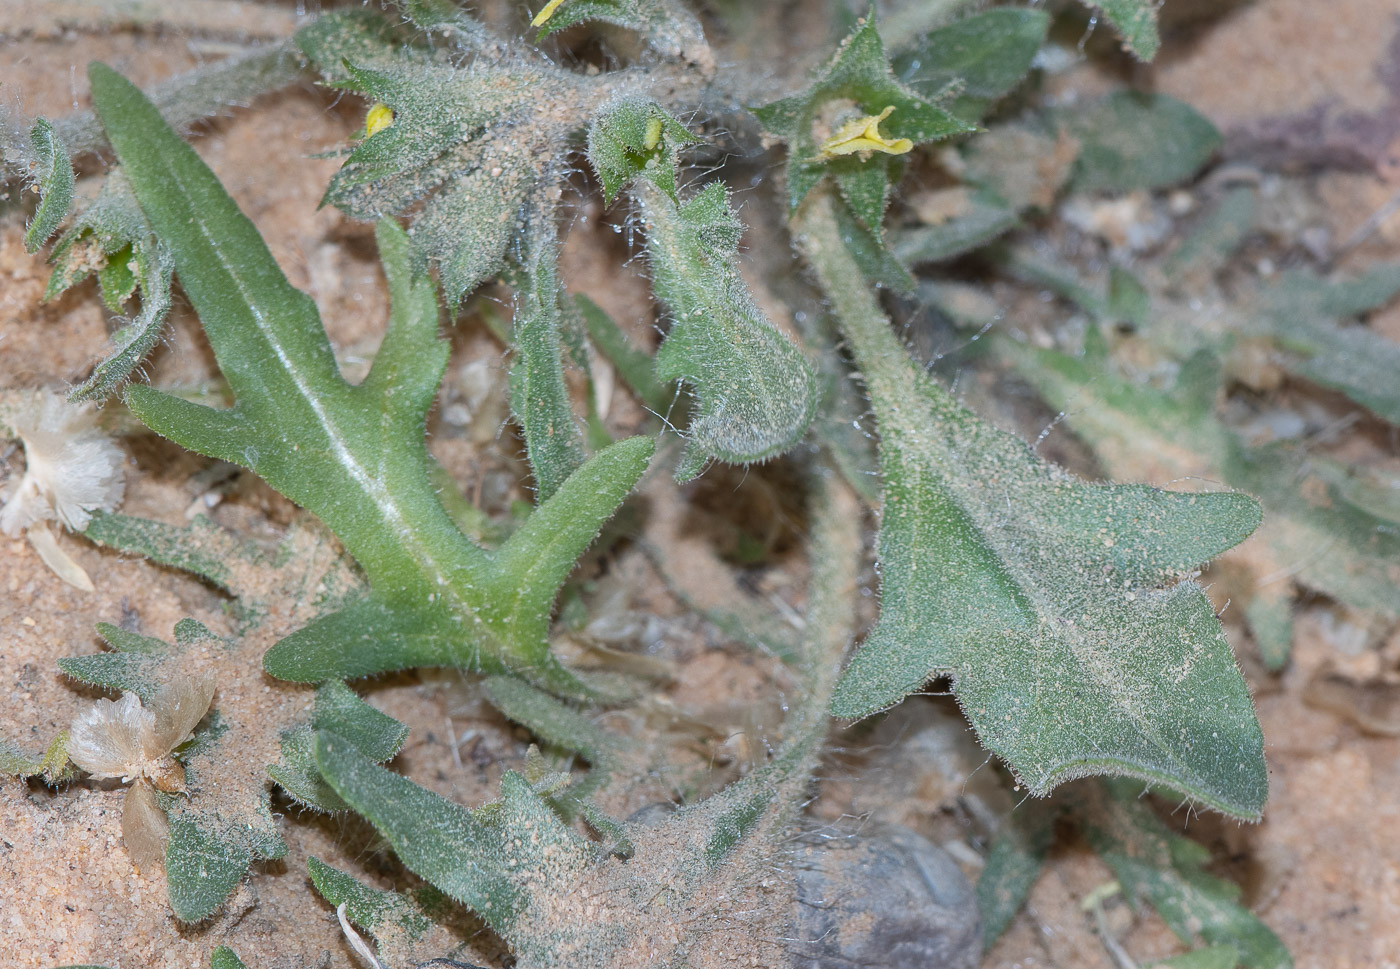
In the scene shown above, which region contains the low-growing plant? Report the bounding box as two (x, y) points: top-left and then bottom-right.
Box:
(18, 1), (1397, 966)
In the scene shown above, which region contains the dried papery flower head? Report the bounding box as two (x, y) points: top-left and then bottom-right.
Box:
(0, 389), (125, 537)
(67, 674), (217, 872)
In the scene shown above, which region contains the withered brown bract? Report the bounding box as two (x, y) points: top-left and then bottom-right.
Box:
(67, 674), (216, 872)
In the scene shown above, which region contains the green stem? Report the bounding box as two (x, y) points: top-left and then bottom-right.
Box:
(795, 189), (939, 429)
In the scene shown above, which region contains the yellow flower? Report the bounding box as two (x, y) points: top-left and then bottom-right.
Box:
(364, 103), (395, 138)
(817, 105), (913, 160)
(530, 0), (568, 27)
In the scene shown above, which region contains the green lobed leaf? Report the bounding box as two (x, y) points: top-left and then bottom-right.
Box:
(892, 8), (1049, 117)
(587, 96), (699, 206)
(23, 118), (75, 253)
(1080, 780), (1291, 968)
(1090, 0), (1162, 61)
(313, 731), (591, 959)
(91, 63), (652, 696)
(799, 191), (1267, 819)
(1064, 92), (1222, 194)
(309, 464), (864, 966)
(638, 180), (818, 479)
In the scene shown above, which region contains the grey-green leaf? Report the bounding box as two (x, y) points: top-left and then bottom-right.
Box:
(1251, 266), (1400, 423)
(312, 730), (592, 952)
(977, 802), (1055, 947)
(41, 169), (174, 401)
(531, 0), (710, 66)
(298, 11), (573, 304)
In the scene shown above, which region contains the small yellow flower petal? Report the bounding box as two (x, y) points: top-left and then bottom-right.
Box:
(818, 105), (914, 160)
(531, 0), (568, 27)
(364, 103), (395, 138)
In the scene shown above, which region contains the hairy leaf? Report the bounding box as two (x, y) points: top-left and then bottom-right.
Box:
(1064, 92), (1221, 194)
(1003, 340), (1400, 667)
(209, 947), (249, 969)
(977, 801), (1055, 947)
(638, 180), (818, 478)
(297, 11), (574, 303)
(23, 119), (75, 253)
(90, 64), (652, 696)
(310, 468), (864, 966)
(0, 729), (75, 785)
(314, 732), (590, 959)
(892, 7), (1049, 118)
(799, 191), (1266, 819)
(164, 812), (260, 923)
(269, 680), (409, 812)
(306, 856), (480, 967)
(59, 618), (288, 922)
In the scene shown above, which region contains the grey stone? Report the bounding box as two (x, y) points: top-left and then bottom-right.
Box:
(787, 824), (981, 969)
